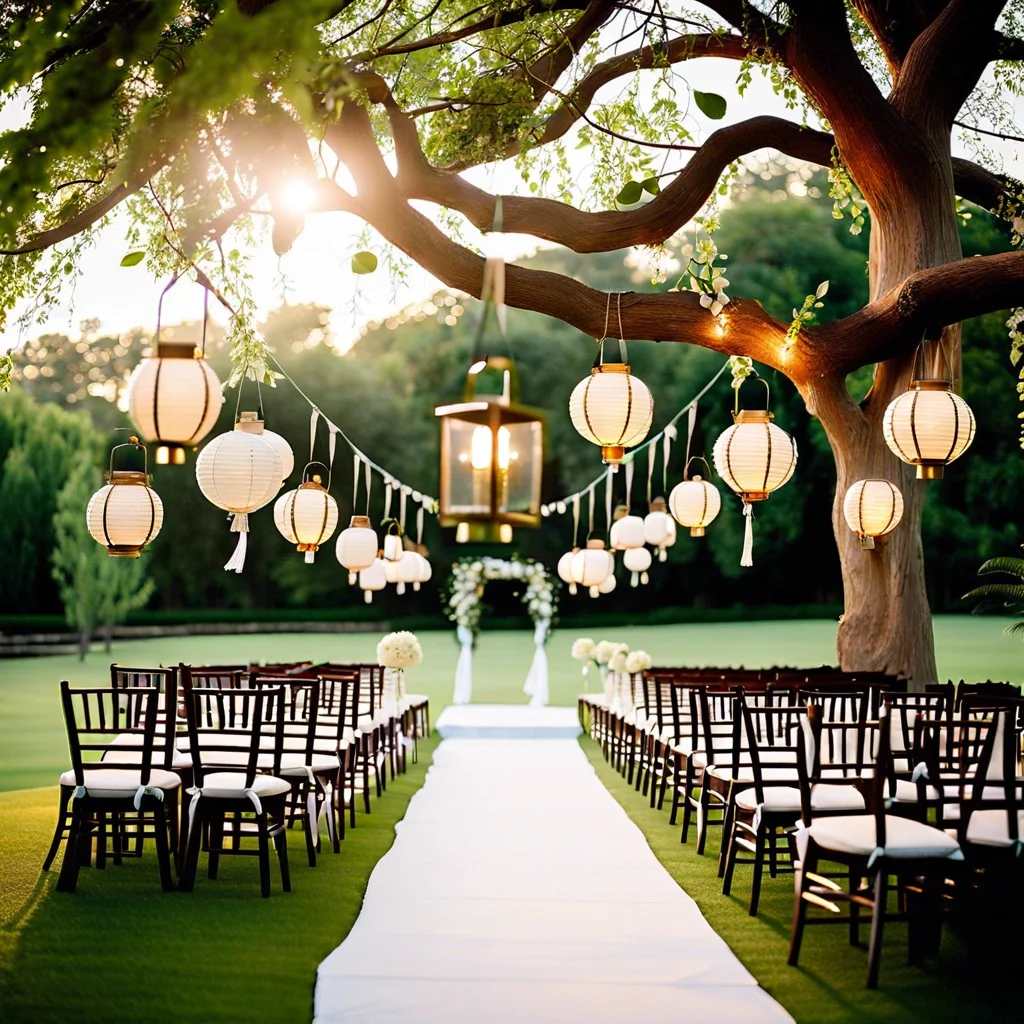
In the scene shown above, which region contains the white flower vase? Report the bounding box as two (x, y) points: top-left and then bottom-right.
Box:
(603, 666), (616, 707)
(581, 661), (591, 692)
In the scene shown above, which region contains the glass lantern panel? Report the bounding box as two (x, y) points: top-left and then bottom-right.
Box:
(443, 417), (493, 515)
(498, 420), (542, 514)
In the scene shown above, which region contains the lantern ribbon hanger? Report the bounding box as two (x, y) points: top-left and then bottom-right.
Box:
(267, 352), (439, 516)
(543, 357), (731, 515)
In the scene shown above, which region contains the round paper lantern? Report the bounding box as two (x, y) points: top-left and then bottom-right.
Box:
(126, 341), (223, 465)
(569, 364), (653, 466)
(598, 572), (617, 595)
(359, 557), (388, 603)
(196, 422), (284, 573)
(644, 496), (674, 561)
(609, 505), (646, 550)
(233, 412), (295, 486)
(384, 549), (422, 595)
(713, 390), (798, 568)
(87, 451), (164, 558)
(414, 549), (433, 592)
(382, 524), (404, 562)
(557, 548), (579, 595)
(882, 381), (975, 479)
(843, 479), (904, 550)
(571, 538), (614, 588)
(622, 545), (652, 587)
(670, 476), (722, 537)
(273, 466), (339, 563)
(336, 515), (378, 584)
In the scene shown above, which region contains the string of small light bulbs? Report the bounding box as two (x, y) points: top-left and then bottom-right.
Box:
(84, 281), (437, 603)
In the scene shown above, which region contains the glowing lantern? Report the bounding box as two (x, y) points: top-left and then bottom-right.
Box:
(336, 516), (378, 584)
(359, 557), (388, 603)
(273, 464), (339, 563)
(436, 354), (544, 543)
(195, 417), (284, 573)
(712, 377), (797, 567)
(843, 479), (904, 549)
(644, 496), (674, 561)
(571, 537), (613, 588)
(882, 381), (975, 480)
(557, 549), (579, 595)
(86, 437), (163, 557)
(569, 351), (653, 467)
(126, 341), (223, 465)
(623, 545), (652, 587)
(670, 459), (722, 537)
(609, 505), (646, 550)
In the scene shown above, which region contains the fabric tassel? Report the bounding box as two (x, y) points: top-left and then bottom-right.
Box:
(364, 589), (373, 604)
(304, 550), (315, 564)
(631, 571), (639, 588)
(348, 571), (356, 585)
(224, 513), (249, 573)
(397, 582), (406, 595)
(413, 582), (420, 591)
(589, 585), (599, 598)
(641, 571), (649, 585)
(569, 583), (577, 595)
(658, 547), (667, 563)
(741, 501), (754, 567)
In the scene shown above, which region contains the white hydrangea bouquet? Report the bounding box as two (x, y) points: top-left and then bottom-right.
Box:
(626, 650), (652, 675)
(377, 630), (423, 704)
(572, 637), (596, 690)
(594, 640), (629, 704)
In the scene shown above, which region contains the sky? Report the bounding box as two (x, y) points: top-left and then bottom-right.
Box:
(1, 36), (1021, 355)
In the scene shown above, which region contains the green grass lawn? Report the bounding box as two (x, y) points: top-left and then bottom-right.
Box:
(0, 616), (1019, 792)
(0, 734), (438, 1024)
(584, 737), (1021, 1024)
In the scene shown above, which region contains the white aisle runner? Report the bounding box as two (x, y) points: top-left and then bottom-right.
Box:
(314, 734), (793, 1024)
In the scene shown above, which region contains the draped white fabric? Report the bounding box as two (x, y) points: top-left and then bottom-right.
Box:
(452, 626), (474, 705)
(522, 620), (550, 708)
(314, 727), (793, 1024)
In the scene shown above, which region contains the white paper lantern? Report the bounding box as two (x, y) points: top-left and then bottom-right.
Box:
(87, 472), (164, 557)
(713, 397), (798, 569)
(359, 557), (388, 603)
(843, 479), (904, 549)
(273, 468), (339, 563)
(415, 551), (433, 591)
(126, 341), (223, 465)
(336, 515), (378, 583)
(571, 538), (613, 588)
(382, 528), (404, 562)
(384, 549), (422, 595)
(196, 422), (284, 573)
(644, 496), (674, 561)
(670, 476), (722, 536)
(882, 381), (975, 479)
(598, 572), (617, 595)
(623, 545), (652, 587)
(557, 549), (580, 595)
(569, 363), (653, 467)
(610, 506), (646, 550)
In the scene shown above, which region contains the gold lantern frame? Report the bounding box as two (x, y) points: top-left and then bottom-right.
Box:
(436, 354), (545, 544)
(92, 436), (162, 557)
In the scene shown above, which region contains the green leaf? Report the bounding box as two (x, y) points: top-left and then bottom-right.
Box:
(120, 251), (145, 267)
(693, 90), (727, 120)
(640, 176), (661, 196)
(615, 181), (644, 205)
(351, 250), (378, 275)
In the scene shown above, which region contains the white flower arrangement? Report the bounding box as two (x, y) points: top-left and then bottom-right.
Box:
(609, 649), (629, 674)
(446, 556), (557, 642)
(377, 630), (423, 670)
(625, 650), (652, 675)
(572, 637), (596, 661)
(595, 640), (628, 665)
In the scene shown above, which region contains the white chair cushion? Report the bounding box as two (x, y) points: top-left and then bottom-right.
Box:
(807, 813), (963, 860)
(100, 737), (193, 770)
(60, 767), (182, 798)
(707, 765), (798, 784)
(280, 752), (341, 775)
(404, 693), (429, 707)
(735, 783), (865, 814)
(196, 772), (291, 799)
(964, 808), (1024, 847)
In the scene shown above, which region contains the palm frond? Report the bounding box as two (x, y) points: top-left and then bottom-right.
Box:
(976, 556), (1024, 579)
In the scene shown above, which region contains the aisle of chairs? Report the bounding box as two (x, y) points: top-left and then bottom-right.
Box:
(44, 661), (430, 897)
(581, 668), (1024, 988)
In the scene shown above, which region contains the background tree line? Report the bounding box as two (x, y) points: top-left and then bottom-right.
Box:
(1, 170), (1019, 633)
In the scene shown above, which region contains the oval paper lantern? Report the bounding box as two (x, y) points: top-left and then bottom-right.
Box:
(87, 471), (164, 557)
(557, 548), (579, 595)
(569, 364), (653, 466)
(670, 476), (722, 537)
(196, 423), (284, 573)
(843, 479), (904, 550)
(644, 496), (674, 561)
(359, 557), (388, 603)
(235, 412), (295, 486)
(571, 538), (613, 588)
(622, 545), (652, 587)
(609, 506), (646, 550)
(274, 468), (339, 563)
(126, 341), (223, 465)
(882, 381), (975, 479)
(336, 515), (378, 584)
(598, 572), (617, 595)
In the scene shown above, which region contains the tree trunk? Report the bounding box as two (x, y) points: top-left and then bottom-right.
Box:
(78, 628), (90, 661)
(103, 621), (113, 652)
(805, 141), (962, 688)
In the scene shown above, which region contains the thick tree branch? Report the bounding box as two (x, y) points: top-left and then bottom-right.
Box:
(952, 157), (1024, 221)
(329, 100), (792, 370)
(811, 249), (1024, 374)
(850, 0), (944, 74)
(890, 0), (1009, 127)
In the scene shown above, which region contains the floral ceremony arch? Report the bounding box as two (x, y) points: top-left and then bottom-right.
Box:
(446, 557), (557, 707)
